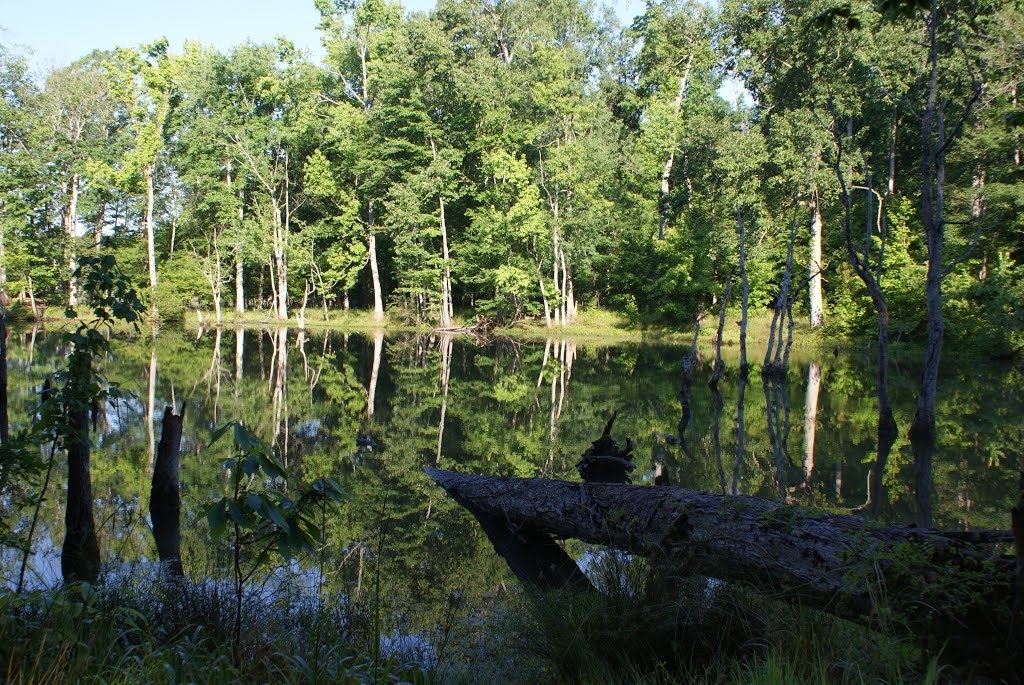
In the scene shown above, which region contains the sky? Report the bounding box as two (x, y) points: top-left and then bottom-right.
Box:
(1, 0), (648, 74)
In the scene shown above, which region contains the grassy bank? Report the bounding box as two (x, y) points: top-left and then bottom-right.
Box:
(2, 556), (950, 685)
(0, 577), (431, 685)
(446, 555), (947, 685)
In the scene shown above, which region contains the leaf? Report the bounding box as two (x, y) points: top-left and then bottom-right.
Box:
(233, 422), (254, 452)
(245, 494), (289, 531)
(206, 498), (228, 536)
(262, 500), (290, 531)
(209, 421), (235, 446)
(241, 456), (260, 477)
(226, 499), (253, 528)
(257, 452), (287, 481)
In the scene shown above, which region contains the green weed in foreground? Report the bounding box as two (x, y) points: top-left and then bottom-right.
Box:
(0, 579), (430, 685)
(454, 554), (946, 685)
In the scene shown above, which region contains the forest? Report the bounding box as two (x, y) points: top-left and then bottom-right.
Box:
(2, 1), (1024, 679)
(0, 0), (1020, 348)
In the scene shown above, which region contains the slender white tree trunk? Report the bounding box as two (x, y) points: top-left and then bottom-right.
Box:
(368, 209), (384, 322)
(145, 163), (158, 315)
(273, 202), (288, 320)
(658, 55), (693, 241)
(552, 226), (560, 328)
(808, 190), (824, 329)
(439, 195), (453, 327)
(539, 276), (551, 328)
(0, 223), (6, 288)
(235, 256), (244, 314)
(65, 173), (81, 307)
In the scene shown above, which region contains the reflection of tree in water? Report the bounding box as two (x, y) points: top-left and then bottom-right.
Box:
(538, 338), (576, 476)
(710, 381), (726, 495)
(762, 371), (792, 501)
(6, 330), (1024, 627)
(803, 362), (821, 492)
(436, 333), (453, 464)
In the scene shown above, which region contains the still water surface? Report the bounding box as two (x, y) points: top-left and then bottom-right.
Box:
(3, 325), (1021, 616)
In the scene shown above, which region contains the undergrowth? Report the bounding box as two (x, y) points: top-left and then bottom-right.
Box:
(0, 575), (429, 685)
(446, 552), (946, 685)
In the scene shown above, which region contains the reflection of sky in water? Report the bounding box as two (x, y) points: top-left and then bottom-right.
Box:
(2, 531), (61, 590)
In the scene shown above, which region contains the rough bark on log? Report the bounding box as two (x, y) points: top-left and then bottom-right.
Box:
(150, 405), (186, 578)
(426, 468), (1019, 672)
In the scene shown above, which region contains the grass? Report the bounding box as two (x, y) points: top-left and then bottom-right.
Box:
(0, 575), (431, 685)
(448, 553), (948, 685)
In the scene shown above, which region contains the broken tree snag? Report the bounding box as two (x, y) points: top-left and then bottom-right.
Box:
(150, 404), (186, 578)
(425, 468), (1018, 672)
(62, 357), (100, 585)
(575, 412), (634, 484)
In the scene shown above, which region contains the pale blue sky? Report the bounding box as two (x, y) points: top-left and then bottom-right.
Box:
(2, 0), (647, 73)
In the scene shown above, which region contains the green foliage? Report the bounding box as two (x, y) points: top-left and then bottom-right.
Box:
(0, 0), (1020, 345)
(0, 579), (429, 684)
(206, 420), (347, 561)
(483, 552), (931, 684)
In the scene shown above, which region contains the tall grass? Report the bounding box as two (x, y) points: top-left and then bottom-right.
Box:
(460, 552), (945, 685)
(0, 574), (430, 685)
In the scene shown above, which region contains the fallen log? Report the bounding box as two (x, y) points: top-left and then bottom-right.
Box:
(426, 467), (1020, 673)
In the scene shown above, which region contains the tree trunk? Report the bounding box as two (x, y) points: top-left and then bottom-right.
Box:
(274, 206), (288, 321)
(909, 0), (981, 444)
(145, 163), (158, 317)
(432, 138), (454, 328)
(658, 55), (693, 242)
(65, 173), (80, 307)
(539, 275), (552, 328)
(0, 223), (7, 288)
(368, 203), (384, 322)
(736, 205), (749, 374)
(62, 357), (100, 584)
(0, 309), (7, 444)
(235, 254), (245, 315)
(808, 189), (824, 328)
(150, 405), (186, 578)
(427, 468), (1019, 672)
